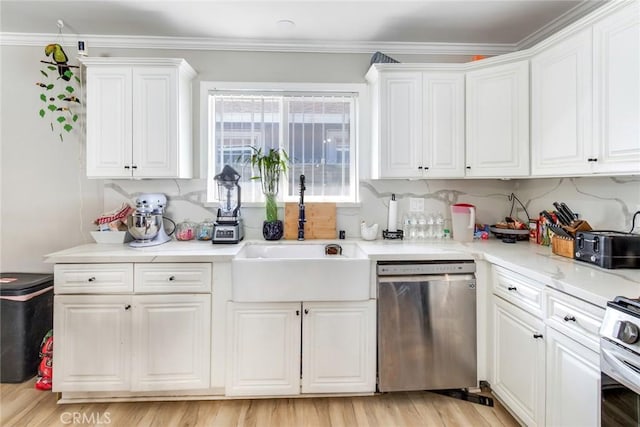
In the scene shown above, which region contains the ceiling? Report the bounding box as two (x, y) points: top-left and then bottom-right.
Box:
(0, 1), (605, 53)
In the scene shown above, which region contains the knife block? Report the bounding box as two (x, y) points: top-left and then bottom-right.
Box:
(564, 220), (592, 236)
(551, 235), (575, 259)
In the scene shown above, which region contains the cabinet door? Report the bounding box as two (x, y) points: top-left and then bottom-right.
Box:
(86, 66), (132, 178)
(492, 296), (545, 426)
(531, 28), (593, 176)
(545, 327), (600, 427)
(301, 300), (376, 394)
(132, 67), (179, 178)
(593, 1), (640, 174)
(53, 295), (131, 392)
(226, 302), (301, 396)
(378, 72), (423, 178)
(422, 73), (465, 178)
(466, 61), (529, 177)
(131, 294), (211, 391)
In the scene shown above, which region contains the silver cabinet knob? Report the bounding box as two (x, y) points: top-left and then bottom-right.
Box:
(590, 255), (597, 263)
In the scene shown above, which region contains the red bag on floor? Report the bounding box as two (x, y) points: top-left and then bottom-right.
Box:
(35, 330), (53, 391)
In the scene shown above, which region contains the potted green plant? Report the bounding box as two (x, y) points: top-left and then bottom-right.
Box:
(248, 146), (290, 240)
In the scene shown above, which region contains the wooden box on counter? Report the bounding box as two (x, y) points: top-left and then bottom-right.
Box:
(550, 220), (592, 259)
(551, 236), (575, 259)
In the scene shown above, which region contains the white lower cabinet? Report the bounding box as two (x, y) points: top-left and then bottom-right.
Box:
(131, 294), (211, 391)
(226, 300), (375, 396)
(545, 327), (600, 427)
(492, 295), (546, 427)
(53, 295), (132, 392)
(54, 294), (211, 392)
(53, 262), (213, 393)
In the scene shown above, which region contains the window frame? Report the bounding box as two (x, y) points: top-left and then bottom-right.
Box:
(200, 82), (365, 205)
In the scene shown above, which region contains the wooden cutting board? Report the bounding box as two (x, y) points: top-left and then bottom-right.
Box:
(284, 203), (336, 240)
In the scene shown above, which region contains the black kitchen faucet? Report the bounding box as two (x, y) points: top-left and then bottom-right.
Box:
(298, 174), (306, 240)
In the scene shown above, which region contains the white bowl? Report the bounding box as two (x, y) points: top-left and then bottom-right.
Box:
(90, 231), (130, 244)
(360, 223), (379, 241)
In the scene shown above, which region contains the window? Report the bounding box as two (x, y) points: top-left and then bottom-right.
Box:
(204, 83), (361, 204)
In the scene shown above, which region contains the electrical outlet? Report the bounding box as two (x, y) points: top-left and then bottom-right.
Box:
(409, 198), (425, 212)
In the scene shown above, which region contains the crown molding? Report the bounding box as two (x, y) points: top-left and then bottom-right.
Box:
(516, 0), (608, 50)
(0, 32), (516, 56)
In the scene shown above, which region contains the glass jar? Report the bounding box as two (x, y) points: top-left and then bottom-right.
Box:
(417, 215), (427, 240)
(434, 213), (444, 239)
(196, 218), (215, 241)
(175, 219), (196, 241)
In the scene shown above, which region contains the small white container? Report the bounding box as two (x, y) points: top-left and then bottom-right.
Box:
(360, 222), (379, 241)
(90, 231), (130, 244)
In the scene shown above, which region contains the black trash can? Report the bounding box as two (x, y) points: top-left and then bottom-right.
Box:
(0, 273), (54, 383)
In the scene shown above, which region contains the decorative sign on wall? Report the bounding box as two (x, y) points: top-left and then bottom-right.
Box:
(36, 41), (81, 142)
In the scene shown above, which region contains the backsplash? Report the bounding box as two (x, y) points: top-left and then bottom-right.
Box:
(101, 176), (640, 240)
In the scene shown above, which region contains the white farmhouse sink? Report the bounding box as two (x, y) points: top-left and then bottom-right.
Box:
(232, 243), (371, 302)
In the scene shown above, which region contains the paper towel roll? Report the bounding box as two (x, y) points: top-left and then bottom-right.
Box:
(388, 194), (398, 232)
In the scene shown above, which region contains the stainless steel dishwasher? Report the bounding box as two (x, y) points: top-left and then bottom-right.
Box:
(377, 260), (477, 392)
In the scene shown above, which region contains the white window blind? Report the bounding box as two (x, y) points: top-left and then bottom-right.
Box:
(210, 91), (357, 203)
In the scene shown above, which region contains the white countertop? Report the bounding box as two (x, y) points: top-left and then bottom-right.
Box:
(45, 238), (640, 308)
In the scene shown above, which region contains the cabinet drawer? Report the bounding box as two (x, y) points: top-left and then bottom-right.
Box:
(54, 264), (133, 294)
(545, 288), (604, 353)
(493, 266), (545, 318)
(134, 263), (212, 293)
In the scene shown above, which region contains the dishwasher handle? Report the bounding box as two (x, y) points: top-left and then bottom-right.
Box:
(377, 274), (476, 284)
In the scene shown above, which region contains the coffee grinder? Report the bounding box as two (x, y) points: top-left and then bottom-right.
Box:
(212, 165), (244, 244)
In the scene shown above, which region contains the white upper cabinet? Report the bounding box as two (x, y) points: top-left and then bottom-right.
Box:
(592, 1), (640, 174)
(531, 28), (593, 176)
(366, 66), (465, 179)
(465, 60), (530, 177)
(422, 73), (466, 178)
(532, 1), (640, 176)
(83, 58), (196, 179)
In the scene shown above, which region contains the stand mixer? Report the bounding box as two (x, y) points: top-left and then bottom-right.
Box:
(212, 165), (244, 244)
(127, 193), (173, 247)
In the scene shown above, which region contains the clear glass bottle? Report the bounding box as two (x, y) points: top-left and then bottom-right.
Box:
(196, 218), (215, 241)
(417, 214), (427, 240)
(408, 214), (418, 240)
(426, 213), (435, 239)
(175, 219), (196, 241)
(434, 213), (444, 239)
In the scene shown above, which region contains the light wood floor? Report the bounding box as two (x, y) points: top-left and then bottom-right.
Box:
(1, 379), (520, 427)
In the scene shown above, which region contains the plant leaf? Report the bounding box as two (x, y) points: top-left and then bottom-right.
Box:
(46, 84), (54, 90)
(57, 116), (66, 123)
(40, 94), (46, 102)
(47, 104), (57, 111)
(63, 124), (73, 132)
(40, 70), (48, 77)
(63, 70), (73, 80)
(72, 114), (78, 122)
(47, 66), (56, 71)
(39, 109), (45, 118)
(57, 94), (66, 99)
(65, 86), (74, 93)
(74, 76), (80, 84)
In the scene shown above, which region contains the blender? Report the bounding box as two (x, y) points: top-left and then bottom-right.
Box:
(127, 193), (174, 247)
(212, 165), (244, 244)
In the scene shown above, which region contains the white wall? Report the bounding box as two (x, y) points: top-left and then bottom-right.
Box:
(1, 45), (102, 273)
(2, 43), (639, 272)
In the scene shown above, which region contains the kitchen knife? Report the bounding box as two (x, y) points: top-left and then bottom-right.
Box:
(552, 204), (572, 225)
(541, 210), (556, 224)
(560, 202), (577, 222)
(552, 210), (569, 226)
(548, 224), (573, 239)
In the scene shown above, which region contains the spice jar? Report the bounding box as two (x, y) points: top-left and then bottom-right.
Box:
(196, 218), (215, 241)
(175, 219), (196, 241)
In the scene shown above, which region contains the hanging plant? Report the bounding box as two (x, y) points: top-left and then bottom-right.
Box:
(36, 43), (81, 141)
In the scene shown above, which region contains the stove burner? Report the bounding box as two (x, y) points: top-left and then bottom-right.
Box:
(609, 296), (640, 317)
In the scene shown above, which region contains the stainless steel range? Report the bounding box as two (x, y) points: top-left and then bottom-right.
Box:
(600, 297), (640, 426)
